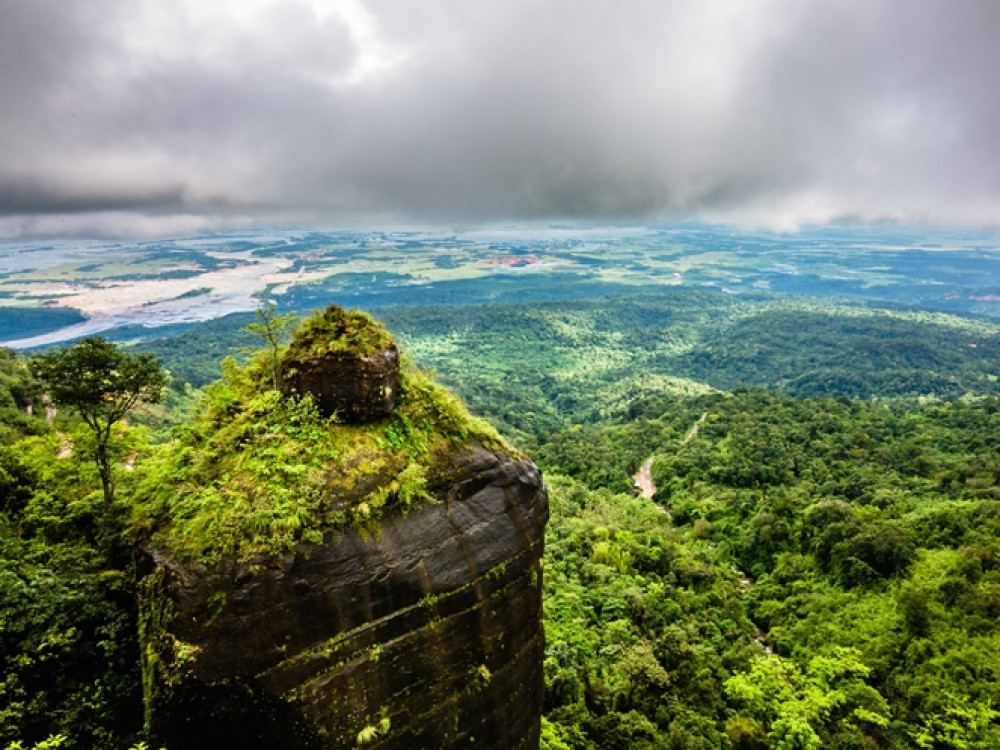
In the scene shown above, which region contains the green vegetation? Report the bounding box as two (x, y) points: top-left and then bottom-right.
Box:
(382, 295), (1000, 425)
(0, 358), (148, 749)
(131, 312), (256, 387)
(241, 302), (299, 390)
(0, 307), (86, 343)
(542, 476), (756, 749)
(0, 312), (503, 746)
(672, 309), (1000, 399)
(133, 291), (1000, 447)
(538, 390), (1000, 748)
(132, 308), (501, 563)
(5, 284), (1000, 748)
(285, 304), (395, 359)
(143, 287), (214, 307)
(0, 349), (46, 443)
(32, 338), (166, 505)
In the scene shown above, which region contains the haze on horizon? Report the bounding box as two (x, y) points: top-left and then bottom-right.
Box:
(2, 0), (999, 240)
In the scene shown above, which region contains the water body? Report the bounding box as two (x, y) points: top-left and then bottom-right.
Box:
(3, 224), (1000, 348)
(1, 251), (293, 348)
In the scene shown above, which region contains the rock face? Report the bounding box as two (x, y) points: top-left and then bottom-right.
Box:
(279, 304), (400, 423)
(282, 345), (399, 423)
(140, 444), (548, 750)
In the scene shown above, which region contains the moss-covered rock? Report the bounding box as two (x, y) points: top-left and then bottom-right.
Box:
(133, 346), (505, 563)
(133, 308), (547, 748)
(138, 444), (547, 750)
(281, 305), (399, 423)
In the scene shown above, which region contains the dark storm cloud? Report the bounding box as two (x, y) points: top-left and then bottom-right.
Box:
(0, 178), (190, 215)
(1, 0), (999, 236)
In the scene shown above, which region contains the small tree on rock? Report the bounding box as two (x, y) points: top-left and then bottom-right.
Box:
(242, 302), (299, 389)
(32, 337), (166, 505)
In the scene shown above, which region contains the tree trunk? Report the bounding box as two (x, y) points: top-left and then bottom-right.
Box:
(96, 440), (114, 505)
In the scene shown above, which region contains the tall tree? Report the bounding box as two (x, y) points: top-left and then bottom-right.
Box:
(32, 337), (165, 505)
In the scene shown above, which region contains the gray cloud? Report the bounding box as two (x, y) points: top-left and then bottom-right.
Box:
(1, 0), (999, 236)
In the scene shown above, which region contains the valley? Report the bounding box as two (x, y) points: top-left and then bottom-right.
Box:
(3, 223), (1000, 347)
(2, 226), (1000, 749)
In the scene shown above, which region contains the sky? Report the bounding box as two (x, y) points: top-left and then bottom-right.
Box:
(1, 0), (999, 238)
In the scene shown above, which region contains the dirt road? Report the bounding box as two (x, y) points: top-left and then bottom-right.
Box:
(634, 456), (656, 499)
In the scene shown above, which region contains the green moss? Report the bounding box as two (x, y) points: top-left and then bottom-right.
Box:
(356, 715), (391, 745)
(284, 305), (395, 361)
(138, 568), (192, 736)
(132, 328), (506, 563)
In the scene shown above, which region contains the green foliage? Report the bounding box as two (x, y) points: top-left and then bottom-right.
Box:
(133, 347), (503, 562)
(31, 338), (166, 431)
(132, 311), (256, 387)
(540, 388), (1000, 748)
(674, 308), (1000, 400)
(129, 291), (1000, 450)
(379, 299), (1000, 472)
(542, 475), (756, 748)
(31, 337), (166, 504)
(725, 649), (889, 748)
(241, 302), (298, 390)
(912, 693), (1000, 750)
(355, 716), (391, 745)
(3, 735), (67, 750)
(8, 290), (1000, 748)
(0, 445), (143, 749)
(0, 349), (47, 444)
(286, 304), (394, 360)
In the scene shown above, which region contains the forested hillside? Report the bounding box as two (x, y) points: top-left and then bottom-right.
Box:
(538, 391), (1000, 748)
(131, 290), (1000, 443)
(0, 353), (148, 747)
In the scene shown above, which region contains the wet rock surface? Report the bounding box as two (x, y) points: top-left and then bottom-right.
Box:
(281, 344), (399, 423)
(278, 304), (401, 423)
(141, 444), (548, 750)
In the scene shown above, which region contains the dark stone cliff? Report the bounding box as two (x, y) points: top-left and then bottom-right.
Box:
(137, 307), (548, 750)
(140, 444), (547, 749)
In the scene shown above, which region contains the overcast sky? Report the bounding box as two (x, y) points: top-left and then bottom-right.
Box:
(1, 0), (999, 238)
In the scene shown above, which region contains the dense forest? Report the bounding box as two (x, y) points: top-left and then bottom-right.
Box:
(128, 290), (1000, 440)
(539, 391), (1000, 748)
(3, 290), (1000, 748)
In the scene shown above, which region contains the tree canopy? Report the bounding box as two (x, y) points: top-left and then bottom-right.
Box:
(32, 337), (165, 504)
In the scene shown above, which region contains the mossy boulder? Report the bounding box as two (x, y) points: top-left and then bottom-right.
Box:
(132, 358), (507, 564)
(280, 305), (399, 423)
